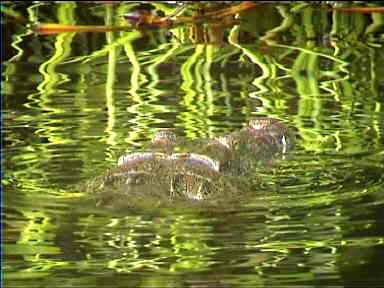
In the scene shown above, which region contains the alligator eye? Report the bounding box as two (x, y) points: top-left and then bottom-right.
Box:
(169, 153), (220, 172)
(117, 152), (159, 167)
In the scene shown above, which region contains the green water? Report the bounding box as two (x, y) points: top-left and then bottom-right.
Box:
(3, 2), (384, 287)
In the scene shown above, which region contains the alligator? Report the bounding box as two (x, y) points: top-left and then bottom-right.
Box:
(87, 118), (294, 209)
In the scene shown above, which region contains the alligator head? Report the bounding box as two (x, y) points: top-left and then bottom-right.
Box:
(87, 118), (294, 208)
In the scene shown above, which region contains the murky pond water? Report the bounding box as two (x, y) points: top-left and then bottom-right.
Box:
(3, 2), (384, 287)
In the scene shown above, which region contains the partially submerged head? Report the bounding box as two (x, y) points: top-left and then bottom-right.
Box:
(89, 118), (294, 209)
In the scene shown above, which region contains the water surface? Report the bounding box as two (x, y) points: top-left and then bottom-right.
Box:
(3, 2), (384, 287)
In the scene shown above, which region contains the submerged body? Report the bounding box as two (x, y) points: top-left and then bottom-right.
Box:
(87, 118), (294, 208)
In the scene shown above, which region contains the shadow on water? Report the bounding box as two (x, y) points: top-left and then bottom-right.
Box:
(3, 1), (384, 287)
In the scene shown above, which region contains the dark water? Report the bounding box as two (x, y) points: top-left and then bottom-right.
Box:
(3, 2), (384, 287)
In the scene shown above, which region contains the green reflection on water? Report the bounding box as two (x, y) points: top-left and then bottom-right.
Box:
(3, 1), (384, 287)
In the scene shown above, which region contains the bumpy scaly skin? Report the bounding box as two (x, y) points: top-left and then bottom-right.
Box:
(196, 117), (293, 175)
(88, 118), (293, 206)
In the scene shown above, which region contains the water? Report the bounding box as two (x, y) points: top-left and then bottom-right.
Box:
(3, 2), (384, 287)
